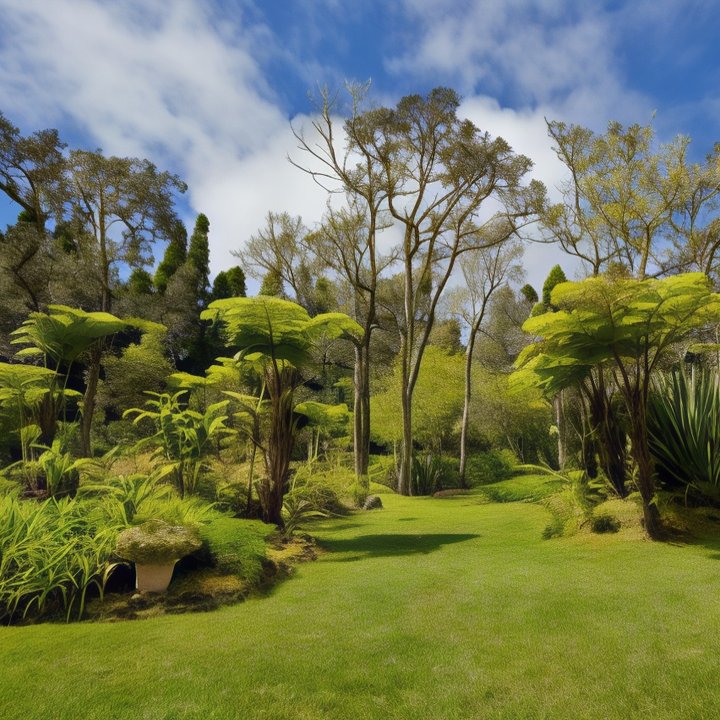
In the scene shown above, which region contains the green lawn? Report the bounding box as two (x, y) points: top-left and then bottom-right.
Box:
(2, 488), (720, 719)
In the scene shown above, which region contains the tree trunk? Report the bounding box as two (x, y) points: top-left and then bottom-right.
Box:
(398, 387), (413, 495)
(353, 342), (371, 481)
(260, 366), (297, 527)
(554, 392), (567, 469)
(459, 327), (478, 488)
(628, 396), (664, 539)
(586, 384), (628, 497)
(79, 345), (102, 457)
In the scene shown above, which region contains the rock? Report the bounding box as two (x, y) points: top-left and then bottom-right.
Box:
(363, 495), (383, 510)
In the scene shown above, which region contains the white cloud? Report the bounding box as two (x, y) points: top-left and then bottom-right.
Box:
(0, 0), (329, 279)
(388, 0), (650, 127)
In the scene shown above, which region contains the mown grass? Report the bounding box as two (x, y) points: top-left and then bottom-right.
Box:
(2, 488), (720, 719)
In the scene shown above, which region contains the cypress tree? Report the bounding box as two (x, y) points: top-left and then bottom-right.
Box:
(155, 221), (187, 293)
(542, 264), (567, 310)
(187, 213), (210, 301)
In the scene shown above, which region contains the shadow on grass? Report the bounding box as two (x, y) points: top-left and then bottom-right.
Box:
(320, 532), (480, 562)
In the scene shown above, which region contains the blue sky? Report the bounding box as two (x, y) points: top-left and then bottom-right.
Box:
(1, 0), (719, 291)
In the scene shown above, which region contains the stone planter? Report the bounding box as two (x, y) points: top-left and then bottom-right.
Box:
(135, 560), (178, 593)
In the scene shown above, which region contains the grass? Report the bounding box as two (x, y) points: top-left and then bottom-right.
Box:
(2, 486), (720, 718)
(474, 472), (564, 502)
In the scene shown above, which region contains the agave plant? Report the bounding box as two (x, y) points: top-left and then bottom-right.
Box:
(648, 370), (720, 501)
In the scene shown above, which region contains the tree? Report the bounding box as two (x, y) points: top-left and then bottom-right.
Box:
(541, 120), (720, 280)
(515, 273), (720, 539)
(202, 296), (362, 525)
(11, 305), (131, 456)
(302, 204), (393, 480)
(154, 221), (187, 293)
(186, 213), (210, 303)
(65, 150), (186, 312)
(292, 83), (397, 480)
(448, 241), (523, 485)
(0, 111), (66, 234)
(352, 88), (541, 494)
(211, 266), (247, 300)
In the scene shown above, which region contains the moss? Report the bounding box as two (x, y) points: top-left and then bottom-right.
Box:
(199, 517), (272, 583)
(116, 520), (201, 564)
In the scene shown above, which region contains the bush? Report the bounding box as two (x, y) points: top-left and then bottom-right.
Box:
(648, 370), (720, 502)
(0, 495), (123, 622)
(591, 513), (621, 534)
(464, 450), (516, 486)
(198, 517), (271, 583)
(367, 455), (397, 490)
(411, 454), (442, 495)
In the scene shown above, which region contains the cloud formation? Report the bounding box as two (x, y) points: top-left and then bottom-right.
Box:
(1, 0), (708, 292)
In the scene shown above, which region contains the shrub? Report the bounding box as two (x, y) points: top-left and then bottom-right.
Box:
(648, 370), (720, 501)
(199, 517), (271, 583)
(464, 450), (516, 486)
(0, 495), (123, 622)
(367, 455), (397, 490)
(591, 513), (621, 534)
(115, 520), (202, 564)
(349, 481), (369, 508)
(411, 454), (443, 495)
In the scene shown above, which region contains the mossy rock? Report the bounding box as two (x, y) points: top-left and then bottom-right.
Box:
(116, 519), (202, 564)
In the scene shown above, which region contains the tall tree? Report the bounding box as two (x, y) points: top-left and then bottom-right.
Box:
(541, 120), (720, 280)
(448, 241), (523, 485)
(187, 213), (210, 303)
(292, 86), (542, 491)
(154, 221), (188, 293)
(515, 273), (720, 539)
(202, 296), (362, 525)
(66, 149), (186, 312)
(358, 88), (542, 494)
(211, 266), (247, 300)
(291, 85), (392, 479)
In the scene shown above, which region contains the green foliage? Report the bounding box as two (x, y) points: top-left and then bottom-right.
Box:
(281, 477), (328, 537)
(115, 519), (202, 564)
(0, 495), (123, 622)
(464, 450), (517, 486)
(187, 213), (210, 299)
(202, 296), (363, 367)
(541, 264), (567, 310)
(154, 224), (187, 294)
(11, 304), (127, 365)
(371, 346), (465, 449)
(198, 517), (271, 582)
(78, 472), (173, 526)
(259, 267), (284, 297)
(591, 513), (621, 534)
(124, 391), (232, 497)
(211, 266), (247, 300)
(477, 473), (564, 504)
(411, 454), (443, 496)
(648, 370), (720, 500)
(520, 283), (539, 305)
(127, 268), (155, 295)
(98, 328), (173, 420)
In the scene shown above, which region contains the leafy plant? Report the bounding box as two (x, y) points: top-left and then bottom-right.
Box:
(280, 476), (328, 538)
(0, 495), (123, 622)
(411, 454), (443, 496)
(124, 391), (232, 497)
(648, 370), (720, 502)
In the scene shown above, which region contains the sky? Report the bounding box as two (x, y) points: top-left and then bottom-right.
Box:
(1, 0), (720, 293)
